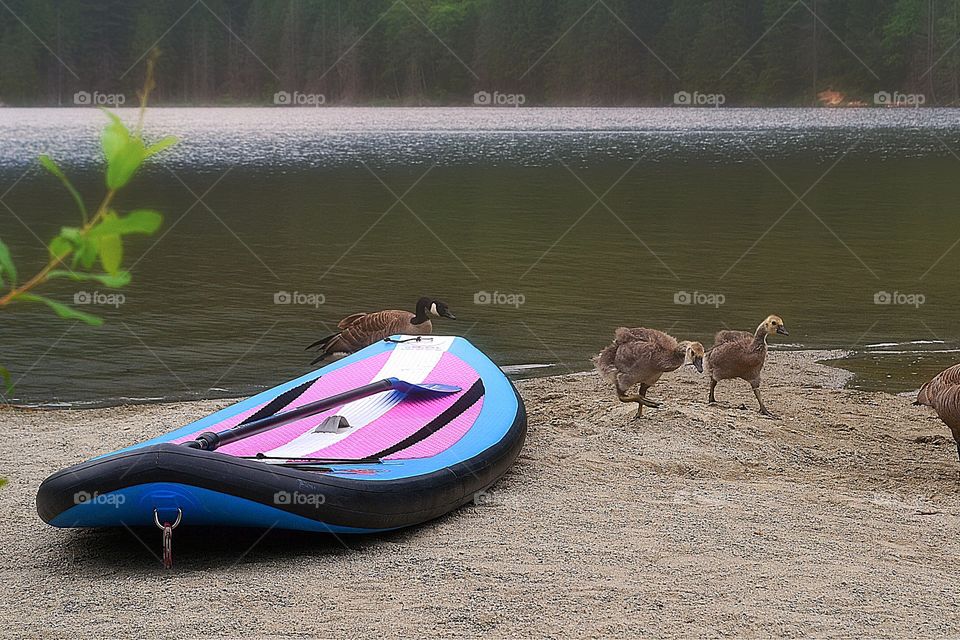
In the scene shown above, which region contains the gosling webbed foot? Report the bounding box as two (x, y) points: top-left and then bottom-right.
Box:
(634, 400), (663, 418)
(618, 393), (659, 409)
(753, 388), (778, 419)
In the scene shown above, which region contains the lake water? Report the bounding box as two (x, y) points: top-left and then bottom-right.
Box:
(1, 107), (959, 406)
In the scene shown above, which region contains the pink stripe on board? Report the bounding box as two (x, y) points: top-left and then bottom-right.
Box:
(214, 350), (393, 456)
(301, 352), (481, 460)
(383, 397), (483, 460)
(171, 351), (391, 450)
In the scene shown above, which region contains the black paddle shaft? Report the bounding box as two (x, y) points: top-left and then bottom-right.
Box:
(183, 378), (395, 451)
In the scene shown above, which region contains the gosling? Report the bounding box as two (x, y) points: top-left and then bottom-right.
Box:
(915, 364), (960, 462)
(705, 315), (788, 418)
(593, 327), (705, 418)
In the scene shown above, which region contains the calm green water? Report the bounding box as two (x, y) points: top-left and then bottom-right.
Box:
(1, 107), (959, 406)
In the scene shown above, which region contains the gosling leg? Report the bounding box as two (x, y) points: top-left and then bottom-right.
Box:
(753, 386), (778, 419)
(708, 378), (718, 404)
(636, 383), (653, 417)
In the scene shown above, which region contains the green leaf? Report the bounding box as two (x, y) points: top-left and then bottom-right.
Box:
(0, 478), (7, 489)
(77, 241), (97, 269)
(145, 136), (178, 158)
(0, 365), (11, 395)
(39, 154), (88, 222)
(46, 270), (131, 288)
(53, 226), (97, 269)
(98, 234), (123, 274)
(49, 236), (72, 260)
(100, 111), (129, 163)
(72, 237), (98, 270)
(58, 226), (82, 243)
(0, 237), (16, 288)
(90, 209), (162, 237)
(51, 227), (92, 268)
(105, 138), (146, 190)
(15, 293), (103, 326)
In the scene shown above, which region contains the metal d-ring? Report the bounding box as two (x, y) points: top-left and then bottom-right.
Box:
(153, 507), (183, 530)
(154, 508), (183, 569)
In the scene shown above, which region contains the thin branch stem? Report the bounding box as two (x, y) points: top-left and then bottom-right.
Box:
(0, 190), (116, 307)
(0, 49), (159, 309)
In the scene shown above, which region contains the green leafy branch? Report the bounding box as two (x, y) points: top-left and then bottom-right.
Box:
(0, 53), (176, 396)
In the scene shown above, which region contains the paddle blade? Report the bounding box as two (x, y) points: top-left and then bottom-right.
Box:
(412, 382), (462, 393)
(388, 378), (462, 395)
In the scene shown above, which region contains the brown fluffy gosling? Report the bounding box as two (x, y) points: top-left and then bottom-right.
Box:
(915, 363), (960, 462)
(593, 327), (705, 418)
(705, 314), (788, 418)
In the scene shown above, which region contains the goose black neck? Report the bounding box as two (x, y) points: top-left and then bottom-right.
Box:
(412, 298), (431, 325)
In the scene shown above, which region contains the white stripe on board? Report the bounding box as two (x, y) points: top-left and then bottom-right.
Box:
(262, 336), (455, 459)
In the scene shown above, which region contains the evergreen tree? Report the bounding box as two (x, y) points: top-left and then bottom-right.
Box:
(0, 0), (953, 105)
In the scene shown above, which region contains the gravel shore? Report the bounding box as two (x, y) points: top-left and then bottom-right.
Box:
(3, 350), (960, 638)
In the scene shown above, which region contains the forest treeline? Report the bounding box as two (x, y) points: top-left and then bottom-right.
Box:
(2, 0), (960, 106)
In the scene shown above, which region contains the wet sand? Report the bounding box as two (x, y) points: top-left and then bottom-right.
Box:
(3, 350), (960, 638)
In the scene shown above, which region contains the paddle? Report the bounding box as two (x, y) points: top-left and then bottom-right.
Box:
(182, 377), (461, 452)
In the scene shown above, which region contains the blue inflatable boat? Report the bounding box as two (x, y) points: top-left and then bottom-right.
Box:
(37, 336), (526, 563)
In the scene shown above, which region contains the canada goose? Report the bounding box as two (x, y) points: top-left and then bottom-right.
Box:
(705, 315), (788, 418)
(915, 364), (960, 461)
(306, 296), (456, 365)
(593, 327), (705, 418)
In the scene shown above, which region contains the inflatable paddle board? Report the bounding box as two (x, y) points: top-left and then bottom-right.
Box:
(37, 336), (526, 542)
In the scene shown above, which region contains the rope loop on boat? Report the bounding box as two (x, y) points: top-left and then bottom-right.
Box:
(154, 508), (182, 569)
(384, 336), (429, 344)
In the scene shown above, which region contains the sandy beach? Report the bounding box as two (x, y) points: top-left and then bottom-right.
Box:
(3, 350), (960, 638)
